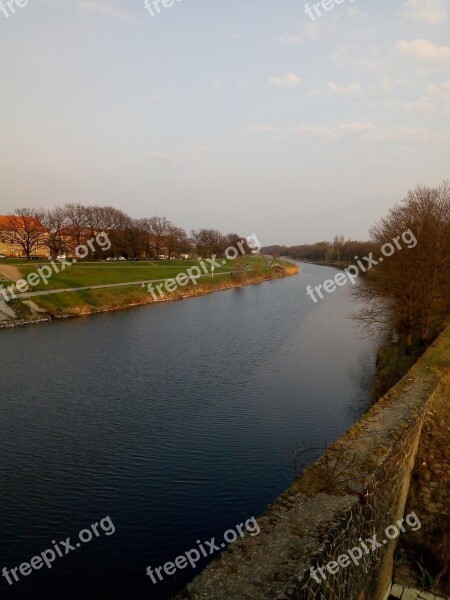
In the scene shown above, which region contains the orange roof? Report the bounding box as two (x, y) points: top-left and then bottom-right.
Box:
(0, 215), (43, 230)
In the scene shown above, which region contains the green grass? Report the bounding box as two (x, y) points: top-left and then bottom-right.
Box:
(12, 257), (269, 292)
(0, 256), (296, 318)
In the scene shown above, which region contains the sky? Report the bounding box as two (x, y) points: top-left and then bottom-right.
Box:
(0, 0), (449, 245)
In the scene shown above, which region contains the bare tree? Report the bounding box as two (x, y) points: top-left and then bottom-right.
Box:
(64, 203), (89, 249)
(332, 234), (345, 263)
(190, 229), (206, 257)
(6, 208), (45, 259)
(190, 228), (224, 258)
(354, 182), (450, 353)
(2, 202), (255, 266)
(166, 226), (189, 259)
(148, 216), (170, 258)
(39, 206), (69, 258)
(100, 207), (132, 257)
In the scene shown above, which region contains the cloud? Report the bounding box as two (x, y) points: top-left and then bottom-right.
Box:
(151, 152), (177, 164)
(183, 146), (211, 164)
(427, 80), (450, 100)
(276, 23), (319, 46)
(396, 39), (450, 64)
(312, 82), (362, 95)
(269, 73), (301, 88)
(276, 33), (304, 46)
(211, 81), (223, 89)
(341, 122), (376, 133)
(404, 99), (435, 113)
(347, 7), (368, 18)
(248, 125), (279, 134)
(400, 0), (447, 24)
(75, 1), (133, 20)
(341, 122), (377, 138)
(374, 77), (394, 93)
(293, 126), (337, 140)
(331, 47), (382, 71)
(340, 123), (448, 144)
(368, 126), (445, 143)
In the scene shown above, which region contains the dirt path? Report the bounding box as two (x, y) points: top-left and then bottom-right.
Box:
(0, 265), (22, 282)
(10, 269), (253, 299)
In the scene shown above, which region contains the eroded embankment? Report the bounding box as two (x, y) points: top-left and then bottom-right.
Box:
(178, 327), (450, 600)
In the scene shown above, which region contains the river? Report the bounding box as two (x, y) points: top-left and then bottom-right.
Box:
(0, 263), (379, 600)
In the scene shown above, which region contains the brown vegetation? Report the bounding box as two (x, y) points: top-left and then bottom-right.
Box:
(353, 181), (450, 355)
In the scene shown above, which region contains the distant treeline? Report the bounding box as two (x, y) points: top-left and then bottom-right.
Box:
(2, 205), (253, 260)
(264, 181), (450, 359)
(262, 237), (375, 263)
(354, 181), (450, 354)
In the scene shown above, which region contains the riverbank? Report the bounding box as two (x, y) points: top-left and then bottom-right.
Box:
(297, 259), (352, 269)
(177, 325), (450, 600)
(296, 260), (441, 405)
(0, 259), (299, 329)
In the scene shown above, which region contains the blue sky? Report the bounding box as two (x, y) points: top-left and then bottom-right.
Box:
(1, 0), (449, 244)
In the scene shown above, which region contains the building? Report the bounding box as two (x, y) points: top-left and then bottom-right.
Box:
(0, 216), (48, 258)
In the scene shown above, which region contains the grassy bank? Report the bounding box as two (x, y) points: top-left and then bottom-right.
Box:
(0, 257), (298, 325)
(4, 258), (248, 291)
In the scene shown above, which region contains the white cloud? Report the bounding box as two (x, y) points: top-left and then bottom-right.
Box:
(276, 23), (319, 46)
(375, 77), (394, 93)
(404, 99), (435, 113)
(276, 33), (304, 46)
(427, 80), (450, 100)
(347, 7), (368, 18)
(152, 152), (177, 164)
(269, 73), (301, 88)
(368, 126), (440, 143)
(400, 0), (447, 24)
(212, 81), (223, 89)
(368, 77), (396, 96)
(75, 1), (133, 20)
(340, 123), (448, 144)
(331, 47), (382, 71)
(293, 126), (337, 140)
(312, 82), (362, 95)
(396, 39), (450, 64)
(248, 125), (279, 134)
(340, 122), (376, 134)
(184, 146), (211, 164)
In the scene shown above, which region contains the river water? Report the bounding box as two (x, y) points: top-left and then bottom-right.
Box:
(0, 263), (378, 600)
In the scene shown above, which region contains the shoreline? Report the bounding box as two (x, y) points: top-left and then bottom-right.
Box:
(296, 259), (351, 270)
(0, 266), (299, 330)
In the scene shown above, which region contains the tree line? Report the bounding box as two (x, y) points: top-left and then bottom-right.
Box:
(354, 181), (450, 354)
(3, 205), (252, 260)
(265, 181), (450, 356)
(262, 237), (376, 264)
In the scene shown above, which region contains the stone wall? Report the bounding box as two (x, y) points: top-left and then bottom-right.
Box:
(178, 327), (450, 600)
